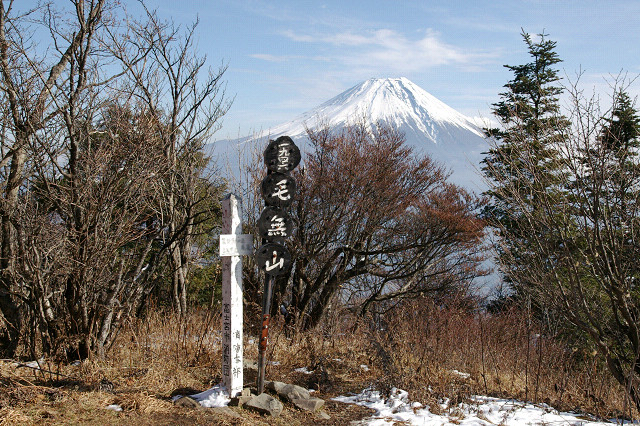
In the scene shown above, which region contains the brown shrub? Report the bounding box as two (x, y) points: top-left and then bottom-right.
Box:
(364, 296), (634, 419)
(1, 301), (635, 423)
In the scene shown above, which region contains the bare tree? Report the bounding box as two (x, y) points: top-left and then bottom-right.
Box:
(33, 103), (171, 359)
(245, 122), (487, 331)
(0, 0), (111, 357)
(0, 1), (229, 359)
(484, 76), (640, 411)
(114, 8), (231, 316)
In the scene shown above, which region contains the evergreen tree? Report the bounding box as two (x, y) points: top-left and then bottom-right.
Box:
(602, 91), (640, 149)
(486, 57), (640, 408)
(577, 90), (640, 235)
(589, 89), (640, 280)
(601, 91), (640, 194)
(589, 90), (640, 411)
(557, 88), (640, 410)
(482, 30), (569, 302)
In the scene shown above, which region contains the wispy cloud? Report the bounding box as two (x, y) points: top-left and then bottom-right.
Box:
(250, 53), (291, 62)
(250, 53), (331, 63)
(281, 28), (498, 74)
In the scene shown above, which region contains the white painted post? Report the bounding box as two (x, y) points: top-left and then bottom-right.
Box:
(220, 194), (252, 397)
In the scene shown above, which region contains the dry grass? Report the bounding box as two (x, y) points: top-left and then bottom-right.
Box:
(0, 301), (636, 424)
(367, 297), (636, 421)
(0, 308), (227, 425)
(0, 308), (376, 425)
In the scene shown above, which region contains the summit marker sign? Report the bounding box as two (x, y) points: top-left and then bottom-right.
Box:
(219, 194), (252, 397)
(255, 136), (301, 393)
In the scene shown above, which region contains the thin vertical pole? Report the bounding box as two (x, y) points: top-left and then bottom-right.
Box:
(221, 194), (244, 397)
(256, 275), (275, 394)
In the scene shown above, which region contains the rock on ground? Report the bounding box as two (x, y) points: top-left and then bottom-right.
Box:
(244, 393), (284, 417)
(266, 381), (311, 401)
(291, 396), (325, 412)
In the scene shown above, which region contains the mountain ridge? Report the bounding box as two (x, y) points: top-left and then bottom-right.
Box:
(216, 77), (489, 191)
(267, 77), (484, 144)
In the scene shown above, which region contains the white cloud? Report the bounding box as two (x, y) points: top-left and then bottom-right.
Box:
(250, 53), (331, 63)
(250, 53), (291, 62)
(281, 28), (497, 74)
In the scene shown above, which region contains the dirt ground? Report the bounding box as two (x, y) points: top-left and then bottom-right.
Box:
(0, 357), (381, 425)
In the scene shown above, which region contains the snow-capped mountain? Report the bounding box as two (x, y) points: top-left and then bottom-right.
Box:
(220, 77), (490, 191)
(269, 77), (482, 144)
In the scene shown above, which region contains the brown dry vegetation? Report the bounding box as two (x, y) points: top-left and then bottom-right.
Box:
(370, 298), (636, 421)
(0, 301), (636, 425)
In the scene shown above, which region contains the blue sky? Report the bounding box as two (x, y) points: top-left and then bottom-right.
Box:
(114, 1), (640, 139)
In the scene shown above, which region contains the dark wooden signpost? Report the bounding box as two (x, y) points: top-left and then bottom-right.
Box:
(264, 135), (301, 173)
(257, 207), (293, 243)
(255, 136), (300, 393)
(260, 172), (296, 207)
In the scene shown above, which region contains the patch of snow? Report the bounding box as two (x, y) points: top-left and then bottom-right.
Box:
(451, 369), (470, 379)
(105, 404), (123, 412)
(177, 384), (230, 408)
(335, 388), (634, 425)
(15, 358), (45, 369)
(360, 364), (370, 372)
(294, 367), (314, 374)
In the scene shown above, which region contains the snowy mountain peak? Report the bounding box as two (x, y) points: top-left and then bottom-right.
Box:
(266, 77), (484, 144)
(223, 77), (488, 190)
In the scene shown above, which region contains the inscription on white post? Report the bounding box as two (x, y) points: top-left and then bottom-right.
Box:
(220, 194), (252, 397)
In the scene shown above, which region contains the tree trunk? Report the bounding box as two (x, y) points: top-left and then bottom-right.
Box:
(0, 288), (20, 356)
(605, 353), (640, 414)
(0, 141), (27, 357)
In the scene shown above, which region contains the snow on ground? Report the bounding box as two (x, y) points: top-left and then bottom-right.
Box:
(450, 369), (470, 379)
(105, 404), (123, 412)
(169, 376), (636, 424)
(13, 358), (45, 369)
(176, 384), (231, 408)
(335, 387), (635, 425)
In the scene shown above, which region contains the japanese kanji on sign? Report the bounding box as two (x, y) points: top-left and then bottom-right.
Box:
(264, 135), (301, 173)
(219, 194), (251, 397)
(257, 206), (293, 243)
(255, 136), (301, 393)
(260, 172), (296, 208)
